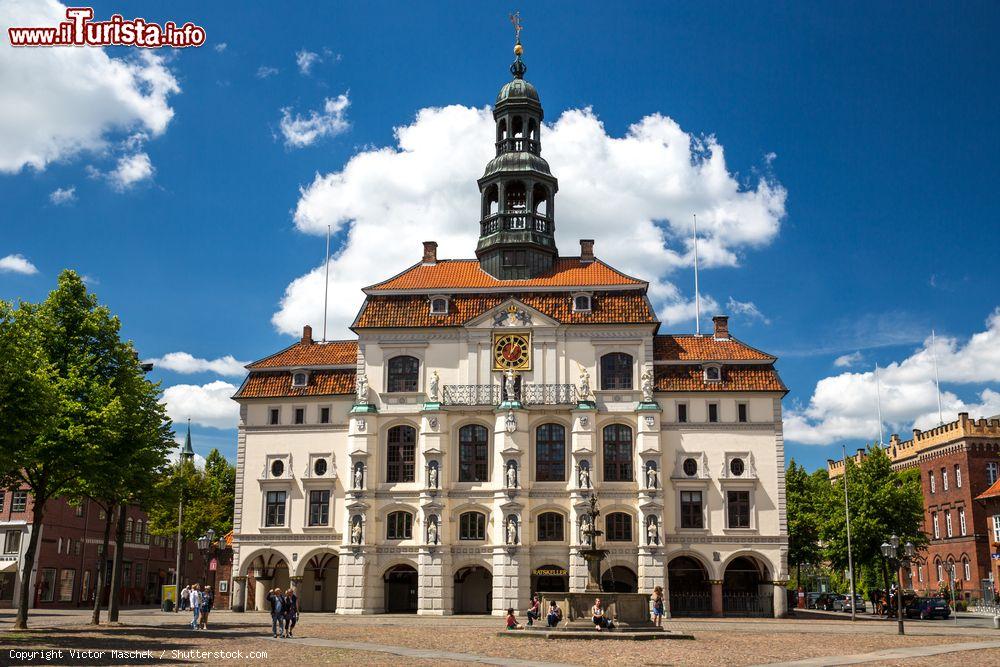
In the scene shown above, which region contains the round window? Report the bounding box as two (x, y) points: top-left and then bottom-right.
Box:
(271, 459), (284, 478)
(730, 458), (745, 477)
(682, 458), (698, 477)
(314, 458), (328, 476)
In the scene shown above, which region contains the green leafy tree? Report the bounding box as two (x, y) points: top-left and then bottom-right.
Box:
(0, 272), (126, 629)
(786, 460), (826, 589)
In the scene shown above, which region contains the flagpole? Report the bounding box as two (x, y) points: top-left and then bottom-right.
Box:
(875, 364), (884, 446)
(693, 213), (701, 335)
(322, 225), (331, 342)
(931, 329), (944, 425)
(843, 443), (857, 622)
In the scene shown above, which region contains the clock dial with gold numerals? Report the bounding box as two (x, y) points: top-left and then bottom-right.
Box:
(493, 333), (531, 371)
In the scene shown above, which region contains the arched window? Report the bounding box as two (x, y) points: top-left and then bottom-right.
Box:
(963, 557), (971, 581)
(292, 371), (307, 387)
(458, 424), (489, 483)
(430, 297), (448, 315)
(600, 353), (633, 390)
(936, 560), (943, 582)
(386, 425), (416, 483)
(387, 356), (419, 393)
(386, 511), (413, 540)
(606, 512), (633, 542)
(573, 295), (591, 312)
(537, 512), (564, 541)
(603, 424), (633, 482)
(535, 423), (566, 482)
(532, 183), (548, 216)
(459, 511), (486, 541)
(505, 181), (527, 214)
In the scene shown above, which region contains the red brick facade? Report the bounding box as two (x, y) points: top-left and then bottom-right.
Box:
(0, 487), (207, 609)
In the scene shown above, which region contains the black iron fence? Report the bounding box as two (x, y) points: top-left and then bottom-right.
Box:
(668, 592), (712, 617)
(723, 592), (774, 617)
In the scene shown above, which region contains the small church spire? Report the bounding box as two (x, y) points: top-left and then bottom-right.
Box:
(180, 417), (195, 461)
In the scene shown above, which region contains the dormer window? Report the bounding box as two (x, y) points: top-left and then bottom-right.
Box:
(430, 296), (449, 315)
(572, 293), (592, 313)
(291, 371), (308, 388)
(703, 364), (722, 382)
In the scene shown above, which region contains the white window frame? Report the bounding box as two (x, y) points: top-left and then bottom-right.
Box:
(932, 512), (940, 539)
(11, 491), (27, 512)
(291, 370), (309, 388)
(268, 406), (281, 426)
(955, 464), (962, 488)
(964, 559), (971, 581)
(429, 295), (450, 315)
(945, 510), (953, 537)
(262, 488), (289, 528)
(703, 364), (722, 383)
(993, 515), (1000, 543)
(318, 404), (332, 424)
(707, 401), (720, 423)
(292, 405), (307, 425)
(936, 562), (943, 581)
(959, 508), (967, 536)
(723, 486), (755, 530)
(737, 401), (749, 423)
(929, 472), (936, 494)
(4, 530), (21, 554)
(676, 401), (689, 424)
(942, 467), (948, 491)
(571, 292), (593, 313)
(988, 462), (999, 485)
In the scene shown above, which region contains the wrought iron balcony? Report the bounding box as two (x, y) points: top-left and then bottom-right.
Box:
(441, 384), (576, 407)
(495, 137), (540, 155)
(480, 212), (551, 236)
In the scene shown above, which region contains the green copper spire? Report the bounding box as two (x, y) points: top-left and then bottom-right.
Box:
(180, 418), (194, 461)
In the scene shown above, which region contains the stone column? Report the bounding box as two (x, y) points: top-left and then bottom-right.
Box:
(417, 548), (453, 615)
(336, 548), (375, 614)
(710, 580), (724, 617)
(231, 576), (247, 612)
(772, 580), (788, 618)
(492, 547), (530, 615)
(637, 547), (665, 595)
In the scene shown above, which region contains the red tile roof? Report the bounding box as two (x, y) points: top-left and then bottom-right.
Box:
(353, 293), (657, 328)
(247, 340), (357, 369)
(654, 335), (774, 362)
(654, 365), (787, 393)
(366, 258), (645, 292)
(977, 477), (1000, 501)
(233, 370), (356, 399)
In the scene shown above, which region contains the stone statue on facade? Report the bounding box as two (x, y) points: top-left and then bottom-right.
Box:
(641, 367), (654, 402)
(506, 462), (517, 488)
(427, 518), (438, 544)
(577, 364), (591, 400)
(506, 517), (518, 545)
(428, 463), (438, 489)
(353, 465), (363, 490)
(355, 374), (368, 404)
(646, 464), (657, 489)
(646, 518), (658, 545)
(504, 368), (518, 402)
(351, 519), (363, 544)
(578, 464), (590, 489)
(579, 514), (592, 545)
(504, 409), (517, 433)
(429, 370), (440, 402)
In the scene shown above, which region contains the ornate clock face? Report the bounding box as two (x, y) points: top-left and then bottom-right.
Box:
(493, 333), (531, 370)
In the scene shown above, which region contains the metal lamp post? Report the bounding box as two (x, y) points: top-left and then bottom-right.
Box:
(197, 529), (218, 592)
(880, 534), (905, 636)
(947, 561), (959, 626)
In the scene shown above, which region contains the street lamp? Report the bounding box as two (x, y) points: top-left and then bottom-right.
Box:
(947, 561), (959, 627)
(198, 529), (218, 592)
(880, 534), (908, 635)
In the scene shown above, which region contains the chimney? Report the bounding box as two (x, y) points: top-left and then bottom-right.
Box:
(301, 325), (313, 345)
(580, 239), (595, 263)
(422, 241), (438, 265)
(712, 316), (730, 340)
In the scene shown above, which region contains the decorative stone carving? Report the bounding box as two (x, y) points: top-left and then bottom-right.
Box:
(646, 516), (659, 545)
(504, 369), (518, 402)
(427, 462), (439, 489)
(577, 364), (591, 400)
(579, 514), (592, 543)
(429, 370), (440, 402)
(505, 516), (518, 544)
(355, 374), (368, 403)
(504, 409), (517, 433)
(646, 463), (657, 489)
(641, 367), (654, 402)
(353, 463), (363, 490)
(427, 516), (439, 544)
(351, 517), (363, 544)
(579, 415), (589, 428)
(578, 462), (591, 489)
(355, 417), (366, 432)
(506, 461), (517, 488)
(428, 416), (439, 431)
(644, 415), (655, 428)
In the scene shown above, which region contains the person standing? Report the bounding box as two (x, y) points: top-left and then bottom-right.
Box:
(199, 586), (213, 630)
(651, 586), (665, 627)
(180, 585), (190, 611)
(283, 588), (298, 638)
(188, 584), (202, 629)
(267, 588), (284, 638)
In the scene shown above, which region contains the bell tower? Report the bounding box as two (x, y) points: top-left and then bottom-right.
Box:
(476, 23), (559, 279)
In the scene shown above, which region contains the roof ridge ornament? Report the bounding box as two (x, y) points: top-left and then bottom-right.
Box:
(509, 11), (526, 79)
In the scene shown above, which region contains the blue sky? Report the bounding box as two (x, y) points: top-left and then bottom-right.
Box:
(1, 1), (998, 471)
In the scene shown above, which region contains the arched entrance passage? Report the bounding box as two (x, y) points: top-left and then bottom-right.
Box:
(453, 566), (492, 614)
(723, 555), (772, 617)
(300, 553), (338, 612)
(667, 556), (711, 616)
(532, 564), (568, 594)
(384, 564), (418, 613)
(601, 566), (637, 593)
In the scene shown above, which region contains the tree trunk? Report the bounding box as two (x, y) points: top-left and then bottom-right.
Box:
(90, 503), (115, 625)
(108, 503), (127, 622)
(14, 496), (47, 630)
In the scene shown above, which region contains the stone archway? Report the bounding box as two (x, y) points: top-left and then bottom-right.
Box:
(667, 555), (712, 616)
(453, 566), (492, 614)
(722, 555), (772, 617)
(601, 565), (638, 593)
(383, 564), (418, 613)
(300, 552), (339, 612)
(242, 551), (290, 612)
(531, 564), (568, 594)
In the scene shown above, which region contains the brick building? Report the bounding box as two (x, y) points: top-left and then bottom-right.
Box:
(828, 413), (1000, 602)
(975, 477), (1000, 600)
(0, 487), (207, 609)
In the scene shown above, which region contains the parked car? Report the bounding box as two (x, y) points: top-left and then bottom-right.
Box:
(806, 592), (822, 609)
(904, 596), (951, 620)
(815, 593), (844, 611)
(833, 594), (866, 613)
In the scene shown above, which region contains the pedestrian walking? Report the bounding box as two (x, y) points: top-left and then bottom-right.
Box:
(283, 588), (298, 638)
(180, 584), (191, 611)
(199, 586), (213, 630)
(189, 584), (202, 629)
(268, 588), (284, 638)
(651, 586), (665, 627)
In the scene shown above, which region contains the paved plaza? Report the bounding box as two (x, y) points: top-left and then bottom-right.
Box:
(3, 608), (1000, 666)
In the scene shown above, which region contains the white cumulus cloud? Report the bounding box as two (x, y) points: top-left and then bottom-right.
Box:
(295, 49), (320, 75)
(273, 104), (785, 337)
(726, 297), (770, 325)
(785, 309), (1000, 445)
(256, 65), (279, 79)
(162, 380), (240, 430)
(49, 186), (76, 205)
(0, 0), (179, 173)
(0, 253), (38, 275)
(279, 94), (350, 148)
(146, 352), (249, 377)
(107, 152), (154, 190)
(833, 351), (864, 368)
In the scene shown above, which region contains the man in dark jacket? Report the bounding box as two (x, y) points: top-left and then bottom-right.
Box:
(267, 588), (284, 638)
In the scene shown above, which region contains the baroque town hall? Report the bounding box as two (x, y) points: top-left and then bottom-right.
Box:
(230, 40), (790, 618)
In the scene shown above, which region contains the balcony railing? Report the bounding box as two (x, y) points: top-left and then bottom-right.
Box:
(441, 384), (576, 407)
(480, 212), (551, 236)
(495, 137), (540, 155)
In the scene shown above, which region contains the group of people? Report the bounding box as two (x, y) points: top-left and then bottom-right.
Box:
(506, 586), (666, 632)
(178, 584), (213, 630)
(266, 587), (299, 638)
